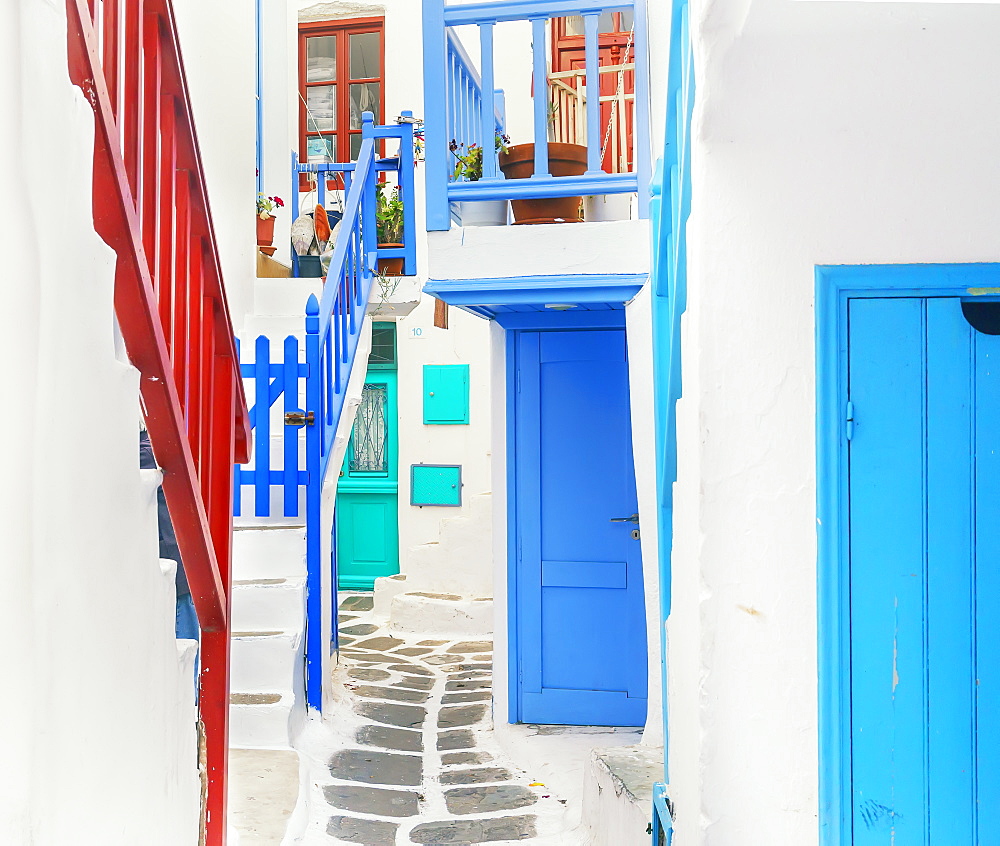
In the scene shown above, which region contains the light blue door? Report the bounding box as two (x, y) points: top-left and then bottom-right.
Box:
(514, 328), (647, 726)
(846, 297), (1000, 842)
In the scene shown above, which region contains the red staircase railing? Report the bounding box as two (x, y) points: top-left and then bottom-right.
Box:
(66, 1), (251, 843)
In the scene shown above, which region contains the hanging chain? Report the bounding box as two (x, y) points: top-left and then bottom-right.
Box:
(599, 23), (634, 173)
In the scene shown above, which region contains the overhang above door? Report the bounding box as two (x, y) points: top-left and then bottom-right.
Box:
(422, 272), (647, 320)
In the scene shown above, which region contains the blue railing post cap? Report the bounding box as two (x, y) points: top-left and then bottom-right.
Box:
(362, 111), (375, 125)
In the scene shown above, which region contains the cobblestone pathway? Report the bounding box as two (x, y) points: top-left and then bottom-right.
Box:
(298, 594), (580, 846)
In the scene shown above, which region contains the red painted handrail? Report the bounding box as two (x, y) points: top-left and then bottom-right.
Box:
(66, 1), (251, 843)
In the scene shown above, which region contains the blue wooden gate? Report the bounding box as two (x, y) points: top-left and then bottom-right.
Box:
(233, 335), (309, 520)
(844, 295), (1000, 842)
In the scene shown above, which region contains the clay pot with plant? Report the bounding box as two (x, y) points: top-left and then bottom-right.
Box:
(376, 183), (406, 276)
(498, 142), (588, 224)
(256, 193), (284, 253)
(449, 133), (511, 226)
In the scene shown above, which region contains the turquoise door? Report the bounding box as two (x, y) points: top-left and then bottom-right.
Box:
(513, 328), (647, 726)
(845, 297), (1000, 841)
(336, 324), (399, 590)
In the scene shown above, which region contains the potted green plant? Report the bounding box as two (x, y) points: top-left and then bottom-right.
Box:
(450, 133), (510, 226)
(498, 142), (588, 224)
(256, 193), (284, 253)
(376, 183), (406, 276)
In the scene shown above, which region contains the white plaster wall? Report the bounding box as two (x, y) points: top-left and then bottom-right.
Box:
(172, 0), (258, 331)
(668, 2), (1000, 843)
(0, 2), (200, 841)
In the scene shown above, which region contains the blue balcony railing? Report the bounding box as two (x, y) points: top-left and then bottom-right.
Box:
(422, 0), (651, 230)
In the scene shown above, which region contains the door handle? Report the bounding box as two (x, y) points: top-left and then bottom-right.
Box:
(610, 513), (639, 523)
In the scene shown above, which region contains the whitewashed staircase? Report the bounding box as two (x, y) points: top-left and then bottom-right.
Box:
(228, 526), (308, 748)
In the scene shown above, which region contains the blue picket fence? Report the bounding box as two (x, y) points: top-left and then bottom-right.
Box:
(235, 112), (415, 712)
(233, 335), (308, 519)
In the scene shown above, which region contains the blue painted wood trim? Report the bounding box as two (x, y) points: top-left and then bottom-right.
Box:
(632, 0), (652, 218)
(651, 783), (673, 844)
(814, 261), (1000, 846)
(447, 172), (638, 202)
(304, 294), (322, 711)
(504, 327), (520, 722)
(423, 273), (646, 308)
(496, 310), (625, 329)
(423, 0), (450, 231)
(650, 0), (694, 794)
(443, 0), (621, 26)
(255, 0), (263, 193)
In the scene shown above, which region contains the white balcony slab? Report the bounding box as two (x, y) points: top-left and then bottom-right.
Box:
(427, 219), (649, 282)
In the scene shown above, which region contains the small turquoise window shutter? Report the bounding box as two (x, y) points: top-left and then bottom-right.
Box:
(423, 364), (470, 424)
(411, 464), (462, 506)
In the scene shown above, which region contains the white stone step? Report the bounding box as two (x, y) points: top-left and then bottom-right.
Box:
(231, 578), (305, 631)
(230, 629), (303, 693)
(229, 691), (304, 749)
(232, 526), (307, 581)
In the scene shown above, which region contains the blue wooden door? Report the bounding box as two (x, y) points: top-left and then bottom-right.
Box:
(846, 297), (1000, 842)
(514, 329), (647, 726)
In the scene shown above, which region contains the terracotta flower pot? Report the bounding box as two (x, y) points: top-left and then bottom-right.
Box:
(377, 243), (405, 277)
(256, 214), (276, 246)
(498, 142), (588, 224)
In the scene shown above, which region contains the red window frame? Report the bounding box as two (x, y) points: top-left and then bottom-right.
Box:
(298, 17), (385, 186)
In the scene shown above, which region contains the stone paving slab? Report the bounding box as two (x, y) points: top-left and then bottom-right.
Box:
(417, 639), (447, 646)
(356, 701), (427, 729)
(350, 667), (392, 682)
(441, 690), (492, 704)
(439, 767), (512, 785)
(323, 784), (421, 817)
(393, 676), (435, 691)
(441, 751), (491, 766)
(354, 636), (405, 651)
(445, 679), (491, 691)
(356, 724), (424, 753)
(390, 663), (432, 675)
(327, 815), (397, 845)
(351, 685), (431, 704)
(394, 647), (433, 656)
(438, 704), (488, 728)
(447, 671), (492, 681)
(444, 785), (537, 815)
(436, 730), (476, 751)
(408, 815), (537, 844)
(423, 654), (465, 665)
(341, 623), (379, 636)
(446, 641), (494, 654)
(339, 596), (374, 612)
(329, 749), (422, 786)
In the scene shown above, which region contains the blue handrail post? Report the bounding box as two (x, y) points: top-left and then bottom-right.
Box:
(291, 150), (300, 276)
(479, 24), (498, 181)
(422, 0), (450, 230)
(530, 16), (551, 178)
(304, 293), (322, 710)
(397, 112), (417, 276)
(584, 12), (602, 174)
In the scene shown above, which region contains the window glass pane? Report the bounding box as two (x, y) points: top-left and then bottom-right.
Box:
(350, 82), (380, 129)
(563, 16), (584, 36)
(350, 31), (380, 79)
(306, 134), (336, 163)
(562, 13), (616, 35)
(599, 12), (614, 33)
(349, 384), (388, 473)
(350, 133), (363, 161)
(618, 10), (634, 31)
(306, 36), (336, 82)
(306, 84), (336, 132)
(370, 323), (396, 365)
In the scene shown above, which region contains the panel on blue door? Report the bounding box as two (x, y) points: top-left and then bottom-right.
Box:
(515, 328), (647, 727)
(846, 296), (1000, 844)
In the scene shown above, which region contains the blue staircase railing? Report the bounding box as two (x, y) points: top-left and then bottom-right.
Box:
(303, 112), (415, 710)
(234, 112), (415, 712)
